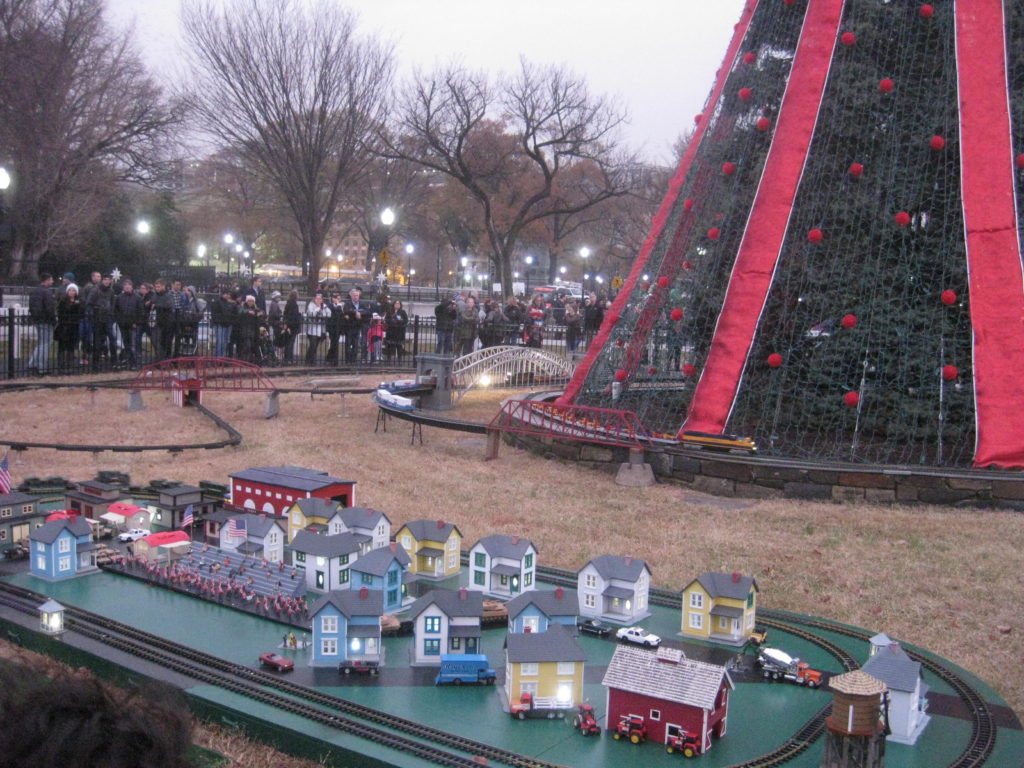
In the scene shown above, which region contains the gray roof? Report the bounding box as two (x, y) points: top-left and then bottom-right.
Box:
(335, 506), (389, 530)
(234, 513), (284, 539)
(449, 625), (482, 638)
(232, 466), (352, 491)
(77, 480), (121, 492)
(862, 644), (922, 693)
(583, 554), (650, 582)
(687, 572), (758, 601)
(409, 589), (483, 619)
(472, 533), (535, 560)
(160, 484), (202, 498)
(30, 517), (92, 544)
(351, 545), (410, 576)
(294, 497), (339, 518)
(309, 589), (384, 618)
(506, 623), (586, 663)
(401, 519), (461, 544)
(491, 564), (520, 577)
(289, 530), (361, 558)
(506, 588), (577, 620)
(602, 585), (634, 599)
(0, 492), (36, 506)
(602, 645), (732, 711)
(710, 605), (743, 619)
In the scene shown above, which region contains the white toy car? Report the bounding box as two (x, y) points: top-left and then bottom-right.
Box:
(615, 626), (661, 647)
(118, 528), (150, 542)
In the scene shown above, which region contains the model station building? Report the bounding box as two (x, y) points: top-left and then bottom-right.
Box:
(229, 466), (355, 515)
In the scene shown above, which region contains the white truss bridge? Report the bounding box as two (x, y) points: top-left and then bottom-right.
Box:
(451, 346), (575, 403)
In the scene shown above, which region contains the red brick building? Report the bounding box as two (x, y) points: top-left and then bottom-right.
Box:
(229, 467), (355, 517)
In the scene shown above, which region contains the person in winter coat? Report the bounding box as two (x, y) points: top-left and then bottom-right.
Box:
(281, 291), (302, 364)
(481, 301), (508, 348)
(367, 313), (386, 362)
(303, 292), (330, 364)
(85, 274), (117, 368)
(525, 294), (546, 348)
(564, 300), (583, 353)
(27, 273), (57, 375)
(434, 296), (458, 354)
(455, 297), (480, 356)
(55, 284), (83, 372)
(210, 288), (238, 358)
(384, 300), (409, 362)
(150, 280), (176, 361)
(114, 279), (144, 368)
(235, 295), (265, 362)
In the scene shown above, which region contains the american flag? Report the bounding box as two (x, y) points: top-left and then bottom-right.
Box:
(0, 452), (11, 495)
(228, 517), (246, 538)
(181, 504), (194, 529)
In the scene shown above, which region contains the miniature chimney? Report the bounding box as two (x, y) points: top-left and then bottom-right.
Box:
(625, 556), (633, 565)
(555, 587), (564, 600)
(390, 542), (397, 552)
(359, 586), (368, 600)
(732, 571), (741, 583)
(512, 535), (520, 545)
(437, 519), (445, 529)
(459, 587), (468, 600)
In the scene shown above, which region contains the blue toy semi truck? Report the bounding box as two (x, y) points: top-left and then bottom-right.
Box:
(435, 654), (497, 685)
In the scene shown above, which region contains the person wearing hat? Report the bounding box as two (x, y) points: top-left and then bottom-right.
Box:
(236, 293), (264, 362)
(59, 272), (75, 295)
(55, 283), (82, 372)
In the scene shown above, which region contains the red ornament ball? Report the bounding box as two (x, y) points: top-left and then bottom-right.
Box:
(841, 32), (856, 46)
(722, 162), (736, 175)
(894, 211), (911, 226)
(879, 78), (895, 93)
(682, 364), (697, 377)
(1016, 154), (1024, 169)
(707, 228), (721, 241)
(808, 228), (823, 243)
(682, 260), (694, 271)
(757, 117), (771, 131)
(849, 162), (864, 177)
(648, 366), (658, 376)
(941, 289), (957, 306)
(614, 369), (627, 382)
(684, 198), (695, 211)
(942, 365), (959, 381)
(844, 391), (860, 407)
(919, 4), (934, 18)
(742, 52), (756, 65)
(841, 314), (857, 329)
(670, 308), (684, 322)
(930, 135), (945, 150)
(658, 276), (670, 289)
(767, 353), (783, 368)
(738, 87), (752, 101)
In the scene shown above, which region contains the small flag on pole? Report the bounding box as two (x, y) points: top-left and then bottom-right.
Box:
(0, 452), (11, 495)
(181, 504), (194, 529)
(228, 517), (247, 538)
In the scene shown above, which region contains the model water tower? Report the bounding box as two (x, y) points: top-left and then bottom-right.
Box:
(822, 669), (888, 768)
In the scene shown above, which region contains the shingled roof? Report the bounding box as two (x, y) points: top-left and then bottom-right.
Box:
(309, 588), (384, 618)
(408, 588), (482, 619)
(232, 466), (352, 491)
(30, 517), (91, 544)
(401, 519), (461, 544)
(862, 643), (922, 693)
(289, 530), (361, 558)
(294, 497), (339, 518)
(602, 645), (732, 711)
(506, 588), (577, 620)
(472, 534), (535, 560)
(686, 572), (758, 601)
(583, 554), (649, 582)
(335, 506), (389, 529)
(506, 623), (586, 663)
(351, 544), (410, 576)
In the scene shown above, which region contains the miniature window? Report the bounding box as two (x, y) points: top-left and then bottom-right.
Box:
(424, 638), (440, 655)
(0, 530), (6, 540)
(474, 552), (486, 567)
(321, 638), (337, 655)
(689, 592), (704, 609)
(520, 663), (538, 677)
(388, 570), (398, 586)
(35, 541), (44, 552)
(719, 616), (729, 630)
(474, 571), (486, 585)
(58, 538), (71, 553)
(0, 509), (10, 518)
(364, 637), (378, 654)
(585, 574), (596, 588)
(649, 709), (661, 721)
(524, 553), (533, 569)
(584, 594), (595, 608)
(235, 484), (242, 491)
(245, 487), (251, 493)
(275, 493), (281, 499)
(286, 495), (293, 502)
(499, 575), (508, 586)
(268, 533), (276, 544)
(524, 573), (533, 587)
(747, 592), (755, 608)
(321, 616), (338, 633)
(556, 661), (575, 675)
(746, 613), (755, 629)
(339, 569), (349, 584)
(689, 612), (703, 630)
(339, 554), (349, 565)
(58, 556), (71, 572)
(296, 552), (306, 563)
(35, 555), (44, 570)
(424, 616), (442, 633)
(361, 573), (373, 586)
(447, 537), (457, 550)
(447, 554), (457, 569)
(292, 511), (301, 522)
(387, 588), (398, 605)
(402, 535), (412, 549)
(255, 489), (261, 496)
(450, 637), (461, 650)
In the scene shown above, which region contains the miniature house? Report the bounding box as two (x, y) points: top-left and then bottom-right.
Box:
(468, 534), (537, 598)
(134, 531), (191, 564)
(680, 572), (758, 646)
(395, 520), (462, 582)
(408, 588), (483, 665)
(862, 640), (931, 745)
(328, 506), (391, 550)
(602, 645), (733, 755)
(506, 588), (577, 634)
(288, 530), (363, 592)
(64, 479), (123, 521)
(149, 485), (214, 532)
(347, 543), (410, 613)
(0, 491), (45, 551)
(220, 513), (286, 563)
(99, 501), (150, 533)
(29, 517), (97, 581)
(230, 466), (355, 516)
(309, 588), (385, 668)
(504, 623), (586, 710)
(577, 554), (651, 624)
(286, 497), (339, 543)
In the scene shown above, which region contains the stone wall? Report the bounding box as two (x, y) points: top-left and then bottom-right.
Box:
(501, 432), (1024, 509)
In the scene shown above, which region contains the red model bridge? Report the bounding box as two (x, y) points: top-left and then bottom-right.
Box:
(131, 357), (277, 393)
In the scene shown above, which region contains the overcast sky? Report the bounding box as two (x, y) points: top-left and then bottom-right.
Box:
(105, 0), (747, 164)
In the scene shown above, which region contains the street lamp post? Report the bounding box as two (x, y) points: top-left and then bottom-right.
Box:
(579, 246), (590, 295)
(0, 167), (10, 284)
(405, 243), (415, 300)
(524, 254), (534, 294)
(223, 233), (235, 276)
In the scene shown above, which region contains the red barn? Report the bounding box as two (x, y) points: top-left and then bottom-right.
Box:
(229, 466), (355, 517)
(602, 645), (733, 755)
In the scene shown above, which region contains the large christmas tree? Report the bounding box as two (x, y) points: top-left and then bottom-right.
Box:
(561, 0), (1024, 468)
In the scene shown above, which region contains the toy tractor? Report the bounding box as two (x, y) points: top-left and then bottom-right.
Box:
(573, 703), (601, 736)
(666, 730), (700, 757)
(613, 714), (647, 744)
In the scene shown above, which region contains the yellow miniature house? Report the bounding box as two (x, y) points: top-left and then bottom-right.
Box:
(285, 497), (339, 542)
(395, 520), (461, 580)
(504, 624), (586, 715)
(681, 572), (758, 647)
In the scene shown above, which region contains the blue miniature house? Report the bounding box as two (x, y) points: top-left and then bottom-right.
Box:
(309, 588), (385, 669)
(347, 544), (410, 613)
(29, 517), (97, 581)
(506, 588), (577, 633)
(408, 588), (483, 665)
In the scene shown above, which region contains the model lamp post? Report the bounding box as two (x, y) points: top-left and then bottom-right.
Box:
(38, 599), (66, 635)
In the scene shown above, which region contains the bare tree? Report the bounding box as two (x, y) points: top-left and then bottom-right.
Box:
(181, 0), (393, 291)
(385, 58), (636, 299)
(0, 0), (181, 280)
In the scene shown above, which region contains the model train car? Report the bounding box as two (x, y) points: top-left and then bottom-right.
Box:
(679, 430), (757, 454)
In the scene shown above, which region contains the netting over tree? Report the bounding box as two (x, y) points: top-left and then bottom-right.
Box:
(561, 0), (1024, 469)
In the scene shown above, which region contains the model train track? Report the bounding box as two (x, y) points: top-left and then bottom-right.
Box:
(0, 582), (562, 768)
(535, 563), (997, 768)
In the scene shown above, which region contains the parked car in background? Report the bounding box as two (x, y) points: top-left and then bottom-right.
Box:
(258, 652), (294, 672)
(615, 626), (661, 647)
(577, 618), (612, 637)
(118, 528), (150, 542)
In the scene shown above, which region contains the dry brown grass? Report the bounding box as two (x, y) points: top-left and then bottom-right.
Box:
(2, 373), (1022, 725)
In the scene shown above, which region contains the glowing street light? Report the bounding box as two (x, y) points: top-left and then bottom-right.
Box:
(136, 219), (151, 235)
(380, 207), (396, 226)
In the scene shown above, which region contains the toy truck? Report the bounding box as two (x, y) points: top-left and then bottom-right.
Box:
(757, 647), (822, 688)
(509, 692), (572, 720)
(612, 713), (647, 743)
(665, 729), (700, 757)
(572, 703), (601, 736)
(434, 654), (496, 685)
